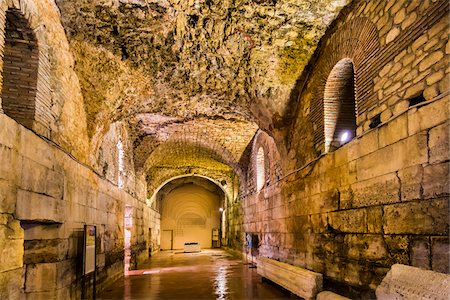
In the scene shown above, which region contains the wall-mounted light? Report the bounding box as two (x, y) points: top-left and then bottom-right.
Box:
(219, 208), (224, 212)
(340, 131), (350, 144)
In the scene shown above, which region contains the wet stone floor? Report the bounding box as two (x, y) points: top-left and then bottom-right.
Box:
(99, 249), (298, 300)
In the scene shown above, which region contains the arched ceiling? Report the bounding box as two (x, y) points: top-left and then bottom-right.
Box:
(55, 0), (350, 176)
(134, 116), (258, 171)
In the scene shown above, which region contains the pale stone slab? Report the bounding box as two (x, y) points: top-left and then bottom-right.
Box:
(257, 257), (322, 300)
(317, 291), (351, 300)
(376, 264), (450, 300)
(16, 190), (65, 223)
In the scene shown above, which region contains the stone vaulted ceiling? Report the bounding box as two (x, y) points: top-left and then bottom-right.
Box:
(55, 0), (349, 174)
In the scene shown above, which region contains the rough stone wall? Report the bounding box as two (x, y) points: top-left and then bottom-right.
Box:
(94, 122), (138, 196)
(0, 0), (91, 160)
(230, 0), (449, 297)
(0, 114), (160, 299)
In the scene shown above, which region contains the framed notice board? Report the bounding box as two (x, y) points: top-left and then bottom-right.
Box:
(83, 225), (96, 275)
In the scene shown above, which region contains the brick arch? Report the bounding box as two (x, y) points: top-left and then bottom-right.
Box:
(147, 173), (233, 208)
(309, 17), (379, 152)
(139, 131), (246, 178)
(143, 136), (242, 175)
(249, 130), (283, 193)
(324, 58), (356, 152)
(0, 0), (52, 136)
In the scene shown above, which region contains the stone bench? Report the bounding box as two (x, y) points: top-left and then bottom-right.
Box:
(183, 242), (200, 253)
(317, 291), (350, 300)
(376, 264), (450, 300)
(257, 257), (323, 300)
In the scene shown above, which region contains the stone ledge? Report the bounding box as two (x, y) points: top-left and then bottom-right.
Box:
(257, 257), (322, 300)
(376, 264), (450, 300)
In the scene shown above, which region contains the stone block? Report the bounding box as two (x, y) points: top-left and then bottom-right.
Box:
(351, 173), (400, 207)
(338, 162), (357, 187)
(19, 129), (54, 169)
(431, 237), (449, 274)
(423, 162), (450, 199)
(356, 133), (428, 181)
(45, 170), (64, 200)
(410, 237), (430, 269)
(0, 180), (16, 213)
(25, 223), (65, 245)
(404, 82), (425, 99)
(419, 51), (444, 72)
(310, 213), (328, 234)
(0, 268), (22, 300)
(317, 291), (350, 300)
(429, 122), (449, 164)
(348, 130), (379, 161)
(307, 190), (339, 214)
(408, 96), (449, 135)
(384, 235), (409, 265)
(0, 115), (19, 149)
(383, 199), (448, 234)
(24, 239), (69, 264)
(401, 11), (417, 30)
(378, 114), (408, 148)
(398, 165), (423, 201)
(0, 214), (23, 240)
(345, 234), (387, 261)
(16, 190), (65, 223)
(366, 206), (383, 233)
(0, 237), (23, 273)
(426, 70), (444, 86)
(257, 257), (323, 300)
(329, 209), (366, 233)
(25, 263), (57, 292)
(338, 185), (353, 209)
(334, 146), (348, 167)
(386, 27), (400, 44)
(19, 157), (48, 195)
(56, 260), (76, 289)
(376, 264), (450, 300)
(0, 145), (20, 181)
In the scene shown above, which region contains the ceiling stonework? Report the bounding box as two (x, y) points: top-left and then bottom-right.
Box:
(55, 0), (349, 174)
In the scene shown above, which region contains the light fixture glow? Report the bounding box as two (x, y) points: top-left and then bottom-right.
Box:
(340, 131), (350, 143)
(219, 208), (224, 212)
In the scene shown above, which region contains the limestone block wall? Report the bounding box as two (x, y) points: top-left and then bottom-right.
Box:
(0, 114), (160, 299)
(228, 0), (450, 297)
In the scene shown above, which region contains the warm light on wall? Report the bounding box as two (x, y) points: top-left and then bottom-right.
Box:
(340, 131), (350, 143)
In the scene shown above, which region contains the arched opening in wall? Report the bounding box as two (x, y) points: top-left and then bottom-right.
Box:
(256, 147), (265, 191)
(1, 9), (39, 129)
(324, 58), (357, 152)
(117, 138), (124, 188)
(157, 177), (225, 251)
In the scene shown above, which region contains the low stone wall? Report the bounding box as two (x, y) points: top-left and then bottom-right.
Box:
(0, 114), (160, 299)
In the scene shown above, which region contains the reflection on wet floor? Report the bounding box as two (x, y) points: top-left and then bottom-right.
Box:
(99, 249), (297, 300)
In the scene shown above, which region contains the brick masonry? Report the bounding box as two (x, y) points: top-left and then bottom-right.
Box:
(229, 0), (450, 297)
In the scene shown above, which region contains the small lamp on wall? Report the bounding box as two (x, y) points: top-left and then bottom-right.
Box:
(340, 131), (350, 144)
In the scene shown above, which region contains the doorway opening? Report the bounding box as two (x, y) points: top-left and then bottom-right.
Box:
(161, 230), (173, 250)
(124, 205), (133, 274)
(148, 228), (152, 256)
